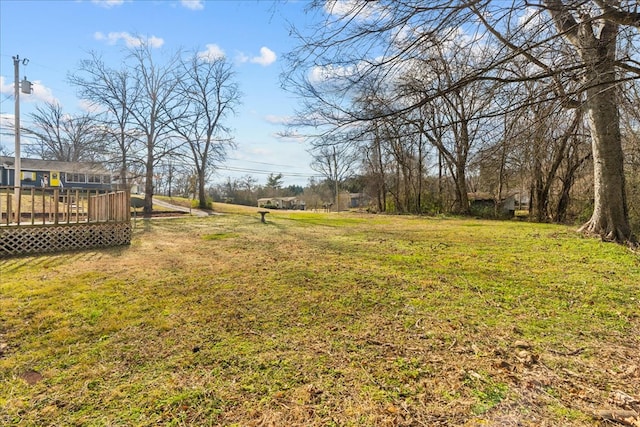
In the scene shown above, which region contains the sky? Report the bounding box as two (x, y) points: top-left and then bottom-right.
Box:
(0, 0), (325, 187)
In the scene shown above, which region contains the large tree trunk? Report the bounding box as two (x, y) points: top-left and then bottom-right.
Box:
(374, 133), (386, 212)
(453, 126), (470, 215)
(453, 161), (470, 215)
(579, 81), (631, 241)
(198, 172), (207, 209)
(545, 1), (633, 243)
(577, 30), (631, 241)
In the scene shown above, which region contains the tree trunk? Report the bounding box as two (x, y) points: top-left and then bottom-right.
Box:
(143, 137), (154, 215)
(374, 133), (386, 212)
(120, 162), (128, 192)
(416, 134), (424, 214)
(579, 83), (631, 241)
(555, 175), (573, 223)
(532, 156), (547, 222)
(144, 165), (154, 214)
(544, 1), (633, 243)
(454, 161), (470, 215)
(198, 171), (207, 209)
(454, 117), (471, 215)
(577, 34), (631, 241)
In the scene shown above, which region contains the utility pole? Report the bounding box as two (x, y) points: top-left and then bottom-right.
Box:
(12, 55), (31, 222)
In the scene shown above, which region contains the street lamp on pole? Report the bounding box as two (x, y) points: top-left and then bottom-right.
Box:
(12, 55), (32, 222)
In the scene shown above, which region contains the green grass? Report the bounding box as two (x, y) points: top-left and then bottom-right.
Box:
(1, 209), (639, 426)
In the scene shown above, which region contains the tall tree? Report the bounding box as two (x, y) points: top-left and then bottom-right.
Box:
(540, 0), (638, 241)
(171, 52), (240, 209)
(69, 52), (138, 190)
(127, 43), (184, 214)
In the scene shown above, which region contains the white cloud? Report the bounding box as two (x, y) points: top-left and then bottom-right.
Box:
(198, 44), (226, 61)
(236, 47), (276, 66)
(518, 7), (545, 31)
(29, 80), (58, 104)
(308, 63), (358, 84)
(94, 31), (164, 48)
(324, 0), (356, 16)
(91, 0), (126, 8)
(250, 47), (277, 66)
(264, 114), (294, 125)
(0, 76), (57, 104)
(181, 0), (204, 10)
(236, 46), (277, 67)
(78, 99), (105, 114)
(323, 0), (384, 20)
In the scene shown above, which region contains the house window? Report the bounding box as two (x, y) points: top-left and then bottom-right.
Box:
(66, 173), (86, 183)
(87, 174), (102, 183)
(21, 171), (36, 182)
(102, 175), (111, 184)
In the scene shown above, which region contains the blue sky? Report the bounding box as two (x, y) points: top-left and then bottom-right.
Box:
(0, 0), (323, 187)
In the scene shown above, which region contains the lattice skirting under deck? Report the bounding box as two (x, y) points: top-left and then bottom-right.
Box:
(0, 222), (132, 258)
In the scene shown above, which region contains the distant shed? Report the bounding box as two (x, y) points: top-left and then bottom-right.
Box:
(468, 192), (516, 218)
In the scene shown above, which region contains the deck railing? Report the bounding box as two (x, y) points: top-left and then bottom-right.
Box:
(0, 186), (130, 225)
(0, 187), (132, 258)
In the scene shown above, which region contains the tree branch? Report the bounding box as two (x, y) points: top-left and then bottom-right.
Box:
(594, 0), (640, 27)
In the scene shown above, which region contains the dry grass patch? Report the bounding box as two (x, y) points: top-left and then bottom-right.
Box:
(1, 211), (639, 426)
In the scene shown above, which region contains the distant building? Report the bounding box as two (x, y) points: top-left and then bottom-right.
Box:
(257, 196), (306, 210)
(0, 156), (113, 191)
(468, 192), (516, 218)
(348, 192), (370, 209)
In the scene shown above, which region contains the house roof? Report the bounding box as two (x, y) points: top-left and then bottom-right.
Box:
(0, 156), (110, 174)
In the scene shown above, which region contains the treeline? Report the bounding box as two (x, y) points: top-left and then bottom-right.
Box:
(283, 1), (640, 243)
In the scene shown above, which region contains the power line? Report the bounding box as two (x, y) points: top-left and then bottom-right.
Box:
(226, 157), (303, 168)
(216, 164), (322, 178)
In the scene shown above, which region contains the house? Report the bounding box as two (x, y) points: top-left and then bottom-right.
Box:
(257, 196), (306, 210)
(0, 156), (113, 191)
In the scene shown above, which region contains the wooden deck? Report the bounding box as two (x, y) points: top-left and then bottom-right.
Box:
(0, 187), (131, 257)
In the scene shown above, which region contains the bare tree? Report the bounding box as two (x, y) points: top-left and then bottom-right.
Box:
(126, 43), (184, 214)
(23, 101), (103, 162)
(310, 137), (360, 210)
(69, 52), (138, 190)
(171, 53), (241, 209)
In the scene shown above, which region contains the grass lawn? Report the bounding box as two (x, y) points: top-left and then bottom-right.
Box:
(1, 204), (639, 426)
